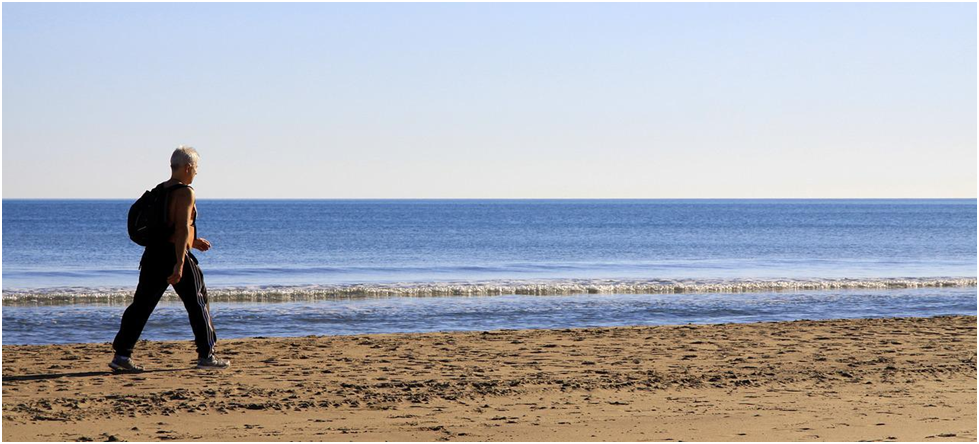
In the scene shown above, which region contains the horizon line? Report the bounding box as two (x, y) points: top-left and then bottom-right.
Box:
(4, 197), (977, 201)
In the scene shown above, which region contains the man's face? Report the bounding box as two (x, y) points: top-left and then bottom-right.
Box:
(187, 162), (198, 183)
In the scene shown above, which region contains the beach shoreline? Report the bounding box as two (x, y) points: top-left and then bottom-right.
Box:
(4, 276), (976, 304)
(3, 315), (976, 441)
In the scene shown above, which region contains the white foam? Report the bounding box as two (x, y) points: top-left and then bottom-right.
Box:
(2, 276), (975, 305)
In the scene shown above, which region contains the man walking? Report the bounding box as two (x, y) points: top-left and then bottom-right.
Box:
(110, 146), (230, 371)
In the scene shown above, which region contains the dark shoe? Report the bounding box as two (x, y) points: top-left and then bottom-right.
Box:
(108, 355), (144, 373)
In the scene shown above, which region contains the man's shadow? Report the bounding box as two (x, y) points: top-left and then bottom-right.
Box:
(3, 368), (191, 382)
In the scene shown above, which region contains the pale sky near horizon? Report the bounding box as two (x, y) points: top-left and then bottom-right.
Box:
(3, 3), (976, 199)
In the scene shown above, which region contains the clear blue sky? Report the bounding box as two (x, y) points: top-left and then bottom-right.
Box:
(3, 3), (976, 198)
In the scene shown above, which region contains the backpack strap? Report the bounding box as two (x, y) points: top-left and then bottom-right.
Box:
(161, 183), (192, 230)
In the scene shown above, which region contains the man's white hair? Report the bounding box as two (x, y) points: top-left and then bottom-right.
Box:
(170, 145), (200, 169)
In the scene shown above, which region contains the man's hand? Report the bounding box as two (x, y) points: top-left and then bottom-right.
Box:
(193, 238), (212, 252)
(167, 264), (183, 285)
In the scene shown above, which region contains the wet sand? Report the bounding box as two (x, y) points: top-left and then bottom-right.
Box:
(3, 315), (976, 441)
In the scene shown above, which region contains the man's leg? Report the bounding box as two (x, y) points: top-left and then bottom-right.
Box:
(172, 252), (217, 359)
(112, 260), (169, 358)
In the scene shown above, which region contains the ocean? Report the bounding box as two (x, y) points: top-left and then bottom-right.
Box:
(3, 199), (976, 345)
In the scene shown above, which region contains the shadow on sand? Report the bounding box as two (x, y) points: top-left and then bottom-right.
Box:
(3, 368), (192, 382)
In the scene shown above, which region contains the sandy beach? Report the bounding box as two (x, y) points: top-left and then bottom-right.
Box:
(3, 315), (975, 441)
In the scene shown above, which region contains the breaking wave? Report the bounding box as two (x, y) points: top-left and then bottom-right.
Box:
(3, 276), (975, 305)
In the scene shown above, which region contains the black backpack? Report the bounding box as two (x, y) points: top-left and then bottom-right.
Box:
(128, 183), (188, 246)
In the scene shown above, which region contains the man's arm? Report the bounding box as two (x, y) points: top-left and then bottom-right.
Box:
(168, 187), (195, 285)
